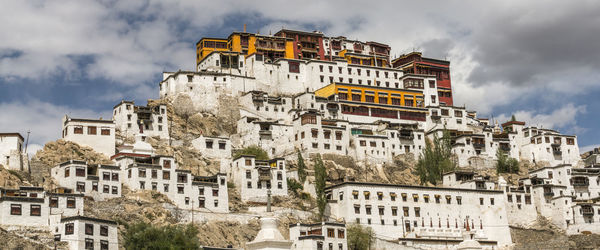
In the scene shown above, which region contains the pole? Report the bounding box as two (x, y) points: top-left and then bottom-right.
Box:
(267, 189), (272, 212)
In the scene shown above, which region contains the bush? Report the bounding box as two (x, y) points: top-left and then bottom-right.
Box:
(233, 145), (269, 160)
(347, 223), (374, 250)
(123, 222), (200, 250)
(287, 178), (303, 195)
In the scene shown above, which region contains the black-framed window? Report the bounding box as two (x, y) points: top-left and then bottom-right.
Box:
(10, 204), (21, 215)
(85, 223), (94, 235)
(30, 205), (41, 216)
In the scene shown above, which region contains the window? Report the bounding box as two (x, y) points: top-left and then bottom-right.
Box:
(85, 239), (93, 249)
(76, 168), (85, 177)
(10, 204), (21, 215)
(64, 167), (70, 177)
(365, 205), (372, 215)
(100, 225), (109, 236)
(138, 169), (146, 178)
(246, 170), (252, 179)
(151, 170), (157, 179)
(213, 189), (219, 196)
(50, 197), (58, 207)
(164, 184), (169, 192)
(490, 198), (495, 205)
(76, 182), (85, 192)
(103, 185), (109, 193)
(379, 206), (385, 215)
(88, 126), (97, 135)
(289, 61), (300, 73)
(328, 228), (335, 238)
(338, 229), (345, 238)
(92, 182), (98, 192)
(364, 191), (370, 200)
(392, 207), (398, 216)
(85, 223), (94, 235)
(103, 172), (110, 180)
(65, 223), (74, 235)
(205, 140), (213, 149)
(101, 240), (109, 250)
(101, 128), (110, 136)
(457, 196), (462, 205)
(163, 171), (170, 180)
(178, 185), (184, 194)
(335, 131), (342, 140)
(219, 142), (226, 150)
(403, 207), (409, 216)
(112, 186), (118, 194)
(414, 207), (420, 217)
(163, 160), (171, 169)
(480, 198), (484, 205)
(74, 126), (83, 134)
(354, 205), (360, 214)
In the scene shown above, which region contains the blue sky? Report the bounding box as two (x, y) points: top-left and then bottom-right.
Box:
(1, 0), (599, 155)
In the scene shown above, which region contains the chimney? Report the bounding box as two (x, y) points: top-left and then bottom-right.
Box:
(243, 24), (247, 33)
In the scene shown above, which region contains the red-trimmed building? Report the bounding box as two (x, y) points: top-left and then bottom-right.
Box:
(392, 52), (453, 106)
(275, 29), (325, 60)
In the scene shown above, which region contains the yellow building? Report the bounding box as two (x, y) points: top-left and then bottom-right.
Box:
(196, 38), (229, 67)
(196, 32), (295, 67)
(339, 50), (390, 67)
(315, 83), (427, 121)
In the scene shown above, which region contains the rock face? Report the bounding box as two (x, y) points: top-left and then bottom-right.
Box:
(0, 165), (25, 189)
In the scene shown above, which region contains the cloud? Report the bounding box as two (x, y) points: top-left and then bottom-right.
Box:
(496, 103), (587, 131)
(0, 100), (108, 155)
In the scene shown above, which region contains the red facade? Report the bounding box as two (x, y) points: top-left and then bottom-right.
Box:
(393, 52), (453, 106)
(275, 29), (325, 60)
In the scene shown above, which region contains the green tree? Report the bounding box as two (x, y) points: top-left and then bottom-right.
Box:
(416, 130), (456, 185)
(347, 223), (374, 250)
(496, 149), (519, 174)
(233, 145), (269, 160)
(511, 114), (516, 121)
(287, 178), (303, 195)
(123, 222), (200, 250)
(314, 154), (327, 220)
(297, 151), (307, 183)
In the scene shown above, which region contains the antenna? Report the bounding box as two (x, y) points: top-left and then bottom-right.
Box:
(24, 130), (30, 154)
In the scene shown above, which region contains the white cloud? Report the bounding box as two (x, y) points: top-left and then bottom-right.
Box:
(496, 103), (587, 131)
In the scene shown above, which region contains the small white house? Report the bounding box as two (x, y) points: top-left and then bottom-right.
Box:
(51, 160), (122, 201)
(62, 116), (116, 157)
(112, 100), (169, 140)
(231, 155), (288, 202)
(55, 216), (119, 250)
(0, 133), (28, 171)
(289, 222), (347, 250)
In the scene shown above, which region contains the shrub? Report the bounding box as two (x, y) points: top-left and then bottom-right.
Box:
(287, 178), (303, 195)
(347, 223), (374, 250)
(233, 145), (269, 160)
(123, 222), (200, 250)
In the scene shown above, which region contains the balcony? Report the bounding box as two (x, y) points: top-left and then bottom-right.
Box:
(582, 207), (594, 216)
(553, 149), (562, 155)
(259, 130), (272, 137)
(500, 147), (511, 152)
(571, 177), (589, 187)
(258, 171), (272, 181)
(86, 175), (99, 181)
(473, 143), (485, 149)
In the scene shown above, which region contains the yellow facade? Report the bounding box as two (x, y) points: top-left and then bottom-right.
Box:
(315, 83), (424, 108)
(197, 33), (297, 65)
(196, 38), (229, 66)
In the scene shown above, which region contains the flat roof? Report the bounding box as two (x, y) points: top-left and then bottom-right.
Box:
(0, 133), (24, 140)
(325, 181), (503, 194)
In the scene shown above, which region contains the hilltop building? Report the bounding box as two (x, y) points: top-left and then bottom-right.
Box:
(61, 115), (116, 157)
(0, 133), (28, 171)
(112, 100), (169, 140)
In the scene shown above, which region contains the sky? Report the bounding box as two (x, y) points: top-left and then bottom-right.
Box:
(1, 0), (599, 155)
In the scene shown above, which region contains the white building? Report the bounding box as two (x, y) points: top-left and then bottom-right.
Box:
(289, 222), (347, 250)
(325, 182), (512, 249)
(62, 115), (116, 157)
(0, 186), (84, 228)
(113, 100), (169, 140)
(55, 216), (118, 250)
(191, 135), (232, 160)
(230, 155), (288, 202)
(236, 117), (295, 158)
(115, 155), (229, 213)
(51, 160), (122, 201)
(0, 133), (28, 171)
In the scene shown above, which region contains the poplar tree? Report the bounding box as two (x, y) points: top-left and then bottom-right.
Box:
(297, 151), (307, 183)
(314, 154), (327, 220)
(416, 130), (456, 185)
